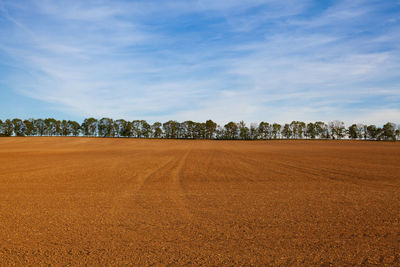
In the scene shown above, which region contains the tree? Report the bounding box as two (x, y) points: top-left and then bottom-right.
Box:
(182, 121), (195, 139)
(297, 121), (306, 138)
(163, 120), (179, 139)
(131, 120), (142, 138)
(215, 125), (225, 139)
(54, 120), (62, 136)
(68, 121), (80, 136)
(196, 122), (207, 139)
(376, 127), (384, 140)
(305, 122), (316, 139)
(282, 123), (292, 139)
(112, 120), (119, 137)
(290, 121), (306, 139)
(44, 118), (57, 136)
(115, 119), (128, 137)
(0, 119), (3, 136)
(224, 122), (238, 139)
(362, 124), (368, 140)
(249, 123), (258, 140)
(141, 120), (151, 138)
(382, 122), (396, 141)
(60, 120), (70, 136)
(348, 124), (358, 140)
(357, 124), (367, 139)
(3, 119), (13, 136)
(272, 123), (281, 139)
(98, 118), (114, 137)
(3, 117), (399, 142)
(205, 120), (217, 139)
(238, 121), (249, 140)
(328, 120), (345, 139)
(34, 119), (46, 136)
(315, 121), (328, 139)
(151, 122), (163, 138)
(258, 122), (271, 139)
(81, 118), (98, 137)
(23, 119), (36, 136)
(366, 125), (377, 140)
(189, 122), (204, 139)
(12, 118), (25, 136)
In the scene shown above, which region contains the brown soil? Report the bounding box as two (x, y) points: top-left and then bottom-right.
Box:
(0, 138), (399, 265)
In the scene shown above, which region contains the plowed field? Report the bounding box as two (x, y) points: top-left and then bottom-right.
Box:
(0, 138), (399, 265)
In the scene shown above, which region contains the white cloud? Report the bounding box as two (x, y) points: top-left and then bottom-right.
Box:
(0, 0), (399, 126)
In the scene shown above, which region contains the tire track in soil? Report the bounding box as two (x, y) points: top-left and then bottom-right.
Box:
(167, 145), (193, 219)
(137, 144), (194, 218)
(109, 144), (193, 219)
(108, 157), (174, 217)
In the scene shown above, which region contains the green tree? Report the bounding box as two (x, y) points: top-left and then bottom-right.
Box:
(205, 120), (217, 139)
(68, 121), (80, 136)
(315, 121), (328, 139)
(141, 120), (151, 138)
(44, 118), (57, 136)
(115, 119), (128, 137)
(34, 119), (46, 136)
(55, 120), (62, 136)
(348, 124), (358, 139)
(305, 122), (316, 139)
(196, 122), (207, 139)
(258, 122), (271, 139)
(297, 121), (306, 138)
(272, 123), (281, 139)
(23, 119), (36, 136)
(81, 118), (98, 136)
(357, 124), (366, 139)
(290, 121), (306, 139)
(376, 127), (384, 140)
(112, 120), (119, 137)
(215, 125), (225, 139)
(151, 122), (163, 138)
(290, 121), (298, 139)
(131, 120), (142, 138)
(366, 125), (377, 140)
(382, 122), (396, 141)
(224, 122), (238, 139)
(249, 123), (258, 140)
(328, 120), (345, 139)
(182, 121), (195, 139)
(60, 120), (70, 136)
(282, 123), (292, 139)
(12, 118), (25, 136)
(163, 120), (179, 139)
(3, 119), (13, 136)
(238, 121), (249, 140)
(192, 122), (204, 139)
(98, 118), (114, 137)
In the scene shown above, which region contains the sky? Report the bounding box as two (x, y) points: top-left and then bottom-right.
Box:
(0, 0), (399, 126)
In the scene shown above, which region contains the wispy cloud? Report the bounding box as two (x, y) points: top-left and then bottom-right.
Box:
(0, 0), (399, 125)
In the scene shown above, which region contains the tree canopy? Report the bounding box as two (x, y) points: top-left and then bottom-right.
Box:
(0, 118), (398, 141)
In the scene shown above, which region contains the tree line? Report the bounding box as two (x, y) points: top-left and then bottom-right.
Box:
(0, 118), (399, 141)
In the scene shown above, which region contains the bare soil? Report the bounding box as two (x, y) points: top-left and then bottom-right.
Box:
(0, 138), (399, 265)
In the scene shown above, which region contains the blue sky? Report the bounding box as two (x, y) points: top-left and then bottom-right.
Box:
(0, 0), (399, 125)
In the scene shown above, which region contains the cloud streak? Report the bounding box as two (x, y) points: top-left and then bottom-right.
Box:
(0, 0), (399, 125)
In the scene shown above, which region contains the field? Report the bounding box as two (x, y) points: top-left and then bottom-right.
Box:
(0, 138), (399, 265)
